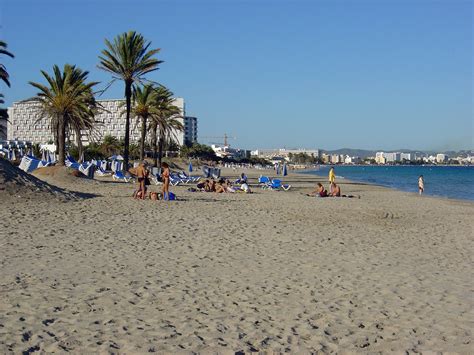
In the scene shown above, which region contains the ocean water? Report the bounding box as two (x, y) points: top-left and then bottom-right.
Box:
(304, 165), (474, 201)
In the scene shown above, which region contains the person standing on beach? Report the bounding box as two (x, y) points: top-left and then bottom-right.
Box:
(135, 161), (147, 200)
(329, 167), (335, 184)
(161, 162), (170, 200)
(418, 175), (424, 195)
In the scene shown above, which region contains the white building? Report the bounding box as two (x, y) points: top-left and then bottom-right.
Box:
(384, 152), (401, 162)
(344, 156), (361, 164)
(436, 153), (448, 163)
(7, 98), (189, 146)
(400, 152), (415, 161)
(375, 152), (386, 164)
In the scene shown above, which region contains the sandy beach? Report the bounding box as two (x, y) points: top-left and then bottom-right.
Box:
(0, 165), (472, 353)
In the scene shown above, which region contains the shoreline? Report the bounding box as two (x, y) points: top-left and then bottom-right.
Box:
(295, 167), (474, 203)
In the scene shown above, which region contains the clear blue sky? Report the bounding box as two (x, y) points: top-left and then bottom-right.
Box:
(1, 0), (472, 151)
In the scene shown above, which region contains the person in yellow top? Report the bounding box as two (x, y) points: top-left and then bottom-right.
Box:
(328, 167), (335, 184)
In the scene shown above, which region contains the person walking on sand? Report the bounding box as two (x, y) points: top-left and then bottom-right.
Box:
(329, 167), (335, 184)
(418, 175), (424, 195)
(161, 162), (171, 200)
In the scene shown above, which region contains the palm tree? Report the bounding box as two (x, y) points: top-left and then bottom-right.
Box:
(0, 41), (14, 87)
(0, 41), (14, 137)
(100, 134), (122, 157)
(98, 31), (162, 171)
(29, 64), (99, 165)
(149, 86), (183, 167)
(128, 84), (160, 160)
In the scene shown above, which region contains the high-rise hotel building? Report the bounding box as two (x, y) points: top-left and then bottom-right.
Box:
(7, 98), (198, 146)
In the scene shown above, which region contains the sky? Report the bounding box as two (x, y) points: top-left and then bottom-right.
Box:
(0, 0), (472, 151)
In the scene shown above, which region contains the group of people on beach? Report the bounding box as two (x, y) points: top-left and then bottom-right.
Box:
(196, 174), (251, 194)
(307, 167), (356, 198)
(133, 161), (171, 201)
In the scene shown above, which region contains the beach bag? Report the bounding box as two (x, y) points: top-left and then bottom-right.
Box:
(164, 192), (176, 201)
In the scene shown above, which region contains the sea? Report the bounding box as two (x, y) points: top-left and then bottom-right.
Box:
(303, 165), (474, 201)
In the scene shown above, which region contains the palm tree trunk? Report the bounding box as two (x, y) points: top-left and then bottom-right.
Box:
(75, 127), (83, 163)
(124, 81), (132, 172)
(158, 130), (164, 169)
(57, 116), (66, 166)
(140, 116), (147, 161)
(152, 124), (158, 167)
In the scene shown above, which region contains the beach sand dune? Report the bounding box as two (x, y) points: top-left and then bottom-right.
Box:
(0, 168), (472, 353)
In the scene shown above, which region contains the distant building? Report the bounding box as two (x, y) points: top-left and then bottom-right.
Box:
(251, 148), (320, 159)
(344, 156), (361, 164)
(436, 153), (448, 163)
(7, 98), (187, 146)
(384, 152), (401, 162)
(400, 153), (415, 161)
(183, 116), (198, 146)
(375, 152), (385, 164)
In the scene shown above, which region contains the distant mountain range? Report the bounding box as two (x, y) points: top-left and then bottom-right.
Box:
(321, 148), (473, 159)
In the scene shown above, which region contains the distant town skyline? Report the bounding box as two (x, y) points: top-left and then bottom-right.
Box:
(1, 0), (472, 151)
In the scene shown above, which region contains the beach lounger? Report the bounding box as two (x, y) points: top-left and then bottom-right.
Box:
(150, 173), (162, 185)
(258, 175), (271, 187)
(65, 155), (81, 170)
(113, 171), (133, 183)
(267, 178), (291, 191)
(95, 166), (112, 177)
(179, 171), (200, 183)
(169, 175), (182, 186)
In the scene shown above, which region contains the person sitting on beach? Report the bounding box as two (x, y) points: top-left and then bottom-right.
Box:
(240, 182), (252, 193)
(307, 183), (328, 197)
(328, 182), (358, 198)
(149, 191), (159, 200)
(208, 179), (216, 192)
(197, 179), (208, 191)
(236, 173), (248, 184)
(215, 181), (227, 193)
(329, 182), (341, 197)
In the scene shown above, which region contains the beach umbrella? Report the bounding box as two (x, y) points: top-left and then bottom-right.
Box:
(7, 149), (12, 160)
(47, 151), (52, 163)
(283, 163), (288, 176)
(80, 151), (85, 163)
(11, 149), (16, 161)
(188, 162), (193, 173)
(41, 149), (46, 161)
(276, 163), (280, 175)
(19, 147), (24, 157)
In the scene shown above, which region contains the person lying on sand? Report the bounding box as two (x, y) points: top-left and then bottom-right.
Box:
(307, 183), (328, 197)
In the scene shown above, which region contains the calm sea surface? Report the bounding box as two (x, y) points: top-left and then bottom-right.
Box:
(303, 165), (474, 201)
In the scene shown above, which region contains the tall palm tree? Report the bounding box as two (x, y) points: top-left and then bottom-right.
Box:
(98, 31), (162, 171)
(29, 64), (99, 165)
(0, 41), (14, 137)
(0, 41), (14, 88)
(149, 86), (183, 167)
(128, 84), (160, 160)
